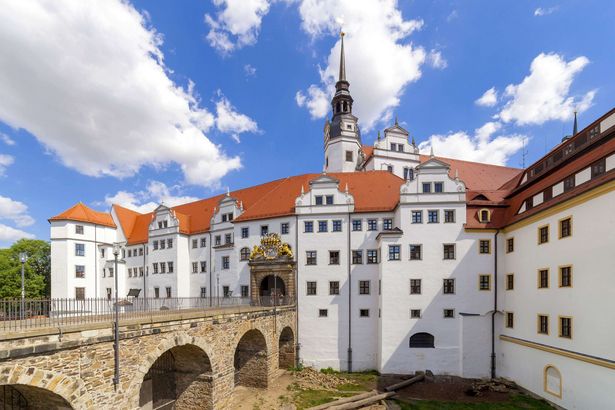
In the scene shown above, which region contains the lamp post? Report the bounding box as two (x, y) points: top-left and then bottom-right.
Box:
(216, 272), (220, 306)
(19, 252), (27, 320)
(112, 243), (121, 391)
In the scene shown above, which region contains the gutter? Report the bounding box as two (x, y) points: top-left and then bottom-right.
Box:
(491, 229), (499, 379)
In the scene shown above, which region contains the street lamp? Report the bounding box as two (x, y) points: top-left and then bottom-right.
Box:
(112, 243), (122, 391)
(19, 252), (27, 320)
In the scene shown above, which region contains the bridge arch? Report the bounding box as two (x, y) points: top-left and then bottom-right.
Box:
(233, 328), (269, 388)
(0, 365), (93, 409)
(278, 326), (295, 369)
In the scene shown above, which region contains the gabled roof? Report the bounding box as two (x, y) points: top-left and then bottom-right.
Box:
(49, 202), (116, 228)
(384, 123), (409, 135)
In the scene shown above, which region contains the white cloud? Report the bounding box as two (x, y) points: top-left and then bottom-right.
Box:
(534, 7), (558, 16)
(475, 87), (498, 107)
(0, 224), (34, 245)
(244, 64), (257, 77)
(1, 133), (15, 146)
(419, 122), (525, 166)
(295, 0), (427, 130)
(0, 195), (35, 227)
(0, 1), (246, 188)
(204, 0), (271, 54)
(0, 154), (13, 176)
(104, 181), (199, 214)
(498, 53), (595, 125)
(427, 49), (447, 70)
(215, 93), (259, 143)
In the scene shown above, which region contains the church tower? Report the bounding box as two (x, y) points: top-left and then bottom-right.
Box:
(324, 33), (362, 173)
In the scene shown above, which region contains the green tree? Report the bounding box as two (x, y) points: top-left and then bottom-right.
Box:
(0, 239), (50, 299)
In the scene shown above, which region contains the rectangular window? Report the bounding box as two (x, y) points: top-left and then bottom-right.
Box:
(479, 239), (491, 254)
(383, 218), (393, 230)
(165, 239), (171, 249)
(479, 274), (491, 290)
(506, 237), (514, 253)
(345, 150), (353, 162)
(443, 279), (455, 294)
(315, 196), (323, 205)
(154, 287), (160, 298)
(160, 262), (166, 273)
(434, 182), (444, 193)
(538, 315), (549, 334)
(139, 248), (143, 256)
(329, 250), (340, 265)
(214, 236), (221, 246)
(153, 263), (158, 274)
(75, 265), (85, 278)
(422, 182), (431, 193)
(201, 237), (206, 247)
(403, 167), (414, 181)
(160, 240), (166, 249)
(281, 223), (289, 235)
(591, 158), (606, 178)
(167, 261), (174, 273)
(241, 227), (249, 238)
(222, 214), (228, 222)
(387, 165), (393, 173)
(192, 262), (198, 273)
(100, 248), (105, 258)
(128, 249), (132, 258)
(563, 175), (575, 192)
(307, 281), (317, 295)
(128, 267), (132, 278)
(332, 220), (342, 232)
(318, 220), (328, 232)
(329, 281), (340, 295)
(241, 285), (249, 298)
(443, 309), (455, 318)
(366, 249), (378, 264)
(222, 256), (230, 270)
(411, 211), (423, 224)
(75, 225), (84, 234)
(200, 261), (207, 273)
(388, 245), (400, 261)
(166, 287), (172, 298)
(410, 309), (421, 318)
(153, 240), (159, 250)
(367, 219), (377, 231)
(559, 317), (572, 338)
(443, 244), (455, 260)
(106, 288), (112, 300)
(326, 195), (334, 205)
(109, 267), (114, 277)
(75, 243), (85, 256)
(506, 312), (514, 328)
(75, 287), (85, 300)
(359, 280), (370, 295)
(200, 287), (207, 298)
(359, 309), (369, 317)
(224, 233), (232, 244)
(139, 267), (144, 277)
(261, 225), (269, 236)
(352, 250), (363, 264)
(559, 217), (572, 238)
(319, 309), (328, 317)
(306, 251), (317, 265)
(409, 244), (422, 260)
(506, 274), (514, 290)
(428, 210), (439, 223)
(559, 266), (572, 287)
(304, 221), (314, 233)
(444, 210), (455, 223)
(223, 286), (230, 297)
(538, 225), (549, 244)
(538, 269), (549, 288)
(352, 219), (362, 231)
(410, 279), (421, 295)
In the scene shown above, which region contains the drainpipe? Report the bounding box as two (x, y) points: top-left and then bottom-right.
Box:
(491, 229), (499, 379)
(347, 211), (352, 372)
(142, 243), (147, 300)
(209, 231), (213, 307)
(295, 215), (300, 367)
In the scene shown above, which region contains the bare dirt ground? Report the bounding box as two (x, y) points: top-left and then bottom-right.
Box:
(229, 370), (296, 410)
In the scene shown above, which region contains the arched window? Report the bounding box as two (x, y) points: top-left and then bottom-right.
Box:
(409, 332), (434, 348)
(544, 365), (562, 398)
(336, 102), (341, 113)
(240, 247), (250, 261)
(479, 208), (491, 223)
(343, 101), (348, 112)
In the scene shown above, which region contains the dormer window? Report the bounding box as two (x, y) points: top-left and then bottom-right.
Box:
(157, 220), (168, 229)
(434, 182), (444, 193)
(326, 195), (334, 205)
(479, 209), (491, 223)
(403, 167), (414, 180)
(315, 196), (323, 205)
(422, 183), (431, 193)
(346, 124), (352, 130)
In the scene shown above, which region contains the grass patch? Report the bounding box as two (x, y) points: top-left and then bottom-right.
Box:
(394, 393), (553, 410)
(293, 389), (355, 410)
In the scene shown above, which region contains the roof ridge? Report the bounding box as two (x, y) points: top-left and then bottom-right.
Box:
(420, 154), (522, 171)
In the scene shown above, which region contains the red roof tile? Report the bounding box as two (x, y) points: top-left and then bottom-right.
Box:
(49, 202), (116, 228)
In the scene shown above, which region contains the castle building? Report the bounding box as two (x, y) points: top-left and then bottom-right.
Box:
(49, 36), (615, 409)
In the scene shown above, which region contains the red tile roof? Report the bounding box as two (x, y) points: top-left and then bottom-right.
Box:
(49, 202), (116, 228)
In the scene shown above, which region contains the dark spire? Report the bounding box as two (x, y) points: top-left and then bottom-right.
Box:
(339, 32), (346, 82)
(573, 111), (578, 135)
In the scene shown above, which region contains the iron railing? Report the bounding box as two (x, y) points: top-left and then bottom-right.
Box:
(0, 296), (292, 333)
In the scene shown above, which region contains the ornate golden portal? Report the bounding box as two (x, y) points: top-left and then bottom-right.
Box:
(248, 233), (296, 306)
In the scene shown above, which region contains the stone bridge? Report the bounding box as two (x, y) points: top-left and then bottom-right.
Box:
(0, 305), (296, 409)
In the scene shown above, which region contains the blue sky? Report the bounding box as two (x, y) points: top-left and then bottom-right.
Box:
(0, 0), (613, 246)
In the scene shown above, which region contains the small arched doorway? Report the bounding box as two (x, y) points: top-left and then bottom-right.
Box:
(139, 344), (213, 410)
(234, 329), (268, 389)
(278, 327), (295, 369)
(0, 384), (72, 409)
(259, 275), (286, 306)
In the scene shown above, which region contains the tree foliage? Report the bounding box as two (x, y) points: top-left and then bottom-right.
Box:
(0, 239), (50, 299)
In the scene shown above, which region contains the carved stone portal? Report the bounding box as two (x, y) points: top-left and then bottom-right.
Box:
(248, 234), (296, 306)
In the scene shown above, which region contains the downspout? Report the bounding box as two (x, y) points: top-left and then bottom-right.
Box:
(347, 211), (352, 372)
(295, 214), (300, 367)
(209, 231), (213, 307)
(491, 229), (499, 379)
(142, 243), (147, 299)
(94, 224), (98, 298)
